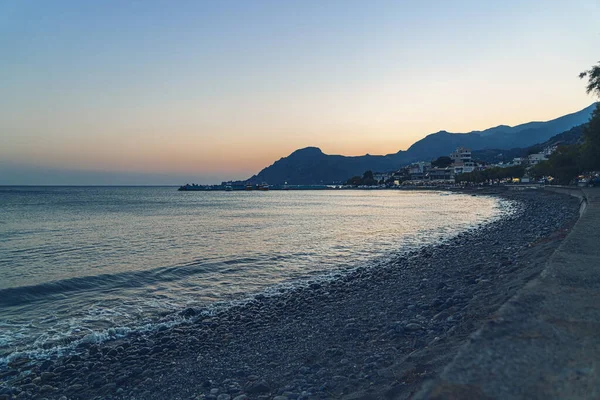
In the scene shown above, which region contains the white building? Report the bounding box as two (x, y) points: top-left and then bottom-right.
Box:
(450, 147), (472, 163)
(408, 162), (430, 174)
(542, 145), (558, 157)
(454, 161), (477, 175)
(528, 153), (548, 165)
(408, 162), (431, 180)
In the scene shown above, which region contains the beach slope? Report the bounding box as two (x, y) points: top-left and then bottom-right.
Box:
(0, 189), (581, 400)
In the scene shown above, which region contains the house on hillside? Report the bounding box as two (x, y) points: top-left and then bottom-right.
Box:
(528, 153), (548, 166)
(450, 147), (472, 163)
(543, 145), (558, 157)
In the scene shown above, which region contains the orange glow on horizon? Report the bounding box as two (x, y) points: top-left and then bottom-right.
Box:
(3, 97), (594, 182)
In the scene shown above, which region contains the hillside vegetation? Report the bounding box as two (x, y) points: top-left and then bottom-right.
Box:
(248, 104), (596, 185)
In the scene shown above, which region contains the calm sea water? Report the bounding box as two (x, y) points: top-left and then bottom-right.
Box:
(0, 186), (512, 363)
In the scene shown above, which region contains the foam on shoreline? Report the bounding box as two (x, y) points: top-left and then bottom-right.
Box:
(0, 193), (519, 370)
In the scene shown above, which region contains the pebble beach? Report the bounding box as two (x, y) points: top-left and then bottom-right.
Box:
(0, 188), (582, 400)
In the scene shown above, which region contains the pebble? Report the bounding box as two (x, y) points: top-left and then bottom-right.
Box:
(0, 190), (580, 400)
(67, 384), (83, 392)
(404, 323), (424, 331)
(40, 372), (55, 382)
(246, 380), (270, 394)
(39, 385), (54, 393)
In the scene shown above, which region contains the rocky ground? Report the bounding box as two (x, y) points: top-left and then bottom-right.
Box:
(0, 188), (581, 400)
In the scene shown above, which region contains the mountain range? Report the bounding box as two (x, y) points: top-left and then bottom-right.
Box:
(472, 123), (588, 164)
(247, 103), (597, 185)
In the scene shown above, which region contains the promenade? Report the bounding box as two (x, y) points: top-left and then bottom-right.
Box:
(417, 188), (600, 399)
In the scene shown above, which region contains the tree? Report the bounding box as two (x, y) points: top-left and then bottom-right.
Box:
(346, 176), (362, 186)
(345, 170), (378, 186)
(530, 160), (552, 181)
(579, 61), (600, 97)
(580, 62), (600, 171)
(548, 145), (583, 184)
(361, 170), (377, 185)
(455, 165), (525, 184)
(530, 145), (582, 185)
(581, 105), (600, 170)
(432, 156), (453, 168)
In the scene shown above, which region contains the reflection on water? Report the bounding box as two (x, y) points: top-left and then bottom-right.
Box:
(0, 187), (512, 362)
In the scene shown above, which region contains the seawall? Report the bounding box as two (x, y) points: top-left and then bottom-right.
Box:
(416, 188), (600, 399)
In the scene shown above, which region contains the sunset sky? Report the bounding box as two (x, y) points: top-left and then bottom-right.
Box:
(1, 0), (599, 184)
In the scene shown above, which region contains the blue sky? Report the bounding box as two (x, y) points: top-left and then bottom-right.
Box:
(1, 0), (599, 184)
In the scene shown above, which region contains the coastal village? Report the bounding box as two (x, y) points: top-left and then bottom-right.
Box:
(363, 145), (555, 187)
(5, 2), (600, 398)
(180, 145), (562, 191)
(181, 97), (600, 192)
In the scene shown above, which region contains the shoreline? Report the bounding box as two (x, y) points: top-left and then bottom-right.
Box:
(0, 188), (581, 400)
(416, 187), (598, 399)
(0, 189), (506, 368)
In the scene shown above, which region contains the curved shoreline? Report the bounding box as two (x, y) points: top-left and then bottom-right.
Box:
(0, 190), (508, 368)
(417, 187), (599, 399)
(0, 188), (580, 400)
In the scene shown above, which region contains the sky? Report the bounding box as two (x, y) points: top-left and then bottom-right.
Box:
(1, 0), (599, 185)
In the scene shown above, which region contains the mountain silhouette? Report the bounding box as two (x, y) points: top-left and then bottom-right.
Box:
(248, 103), (597, 184)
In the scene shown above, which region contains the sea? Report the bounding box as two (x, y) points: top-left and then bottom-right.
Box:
(0, 186), (515, 365)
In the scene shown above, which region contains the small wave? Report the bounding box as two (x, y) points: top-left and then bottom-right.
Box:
(0, 192), (519, 368)
(0, 252), (308, 308)
(0, 320), (179, 367)
(0, 259), (230, 307)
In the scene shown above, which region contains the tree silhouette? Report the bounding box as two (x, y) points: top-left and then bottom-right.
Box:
(581, 105), (600, 170)
(579, 61), (600, 97)
(432, 156), (452, 168)
(580, 61), (600, 170)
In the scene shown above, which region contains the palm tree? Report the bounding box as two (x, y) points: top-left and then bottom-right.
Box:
(579, 61), (600, 98)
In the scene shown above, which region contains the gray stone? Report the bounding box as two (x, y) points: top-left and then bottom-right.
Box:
(67, 384), (83, 392)
(246, 380), (270, 394)
(404, 323), (423, 331)
(39, 385), (54, 393)
(40, 372), (56, 382)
